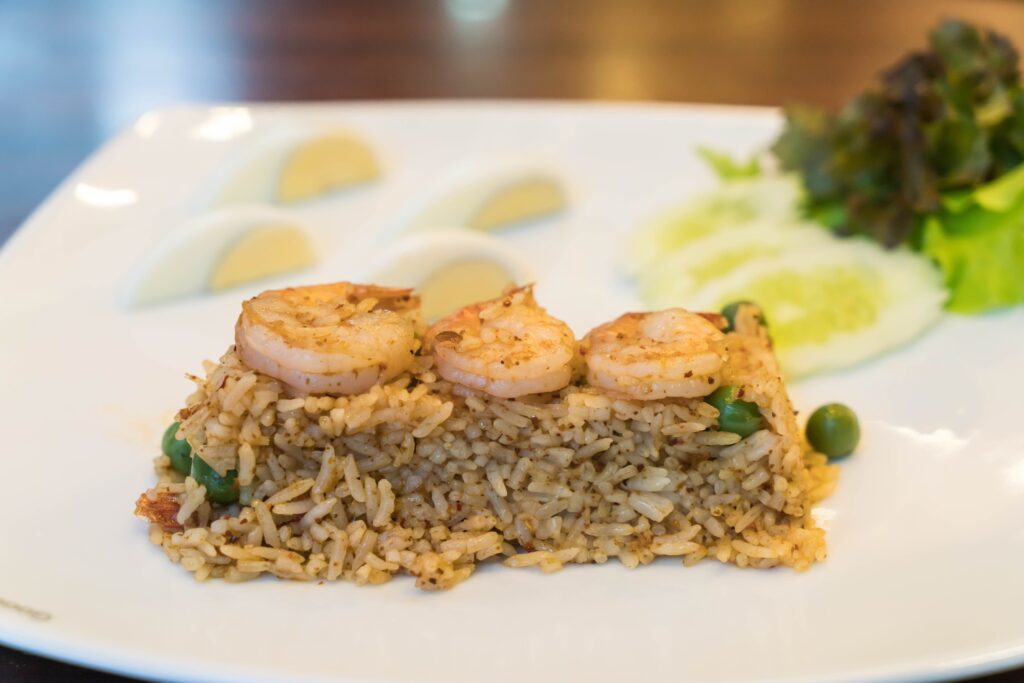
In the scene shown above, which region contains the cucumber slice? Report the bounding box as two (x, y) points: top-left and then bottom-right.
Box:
(626, 176), (802, 274)
(637, 222), (835, 309)
(685, 240), (947, 377)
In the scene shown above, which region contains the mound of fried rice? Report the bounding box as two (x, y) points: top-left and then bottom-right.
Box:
(137, 307), (837, 589)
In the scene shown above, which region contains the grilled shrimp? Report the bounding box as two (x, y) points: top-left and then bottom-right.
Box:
(424, 285), (575, 399)
(580, 308), (726, 400)
(235, 282), (421, 395)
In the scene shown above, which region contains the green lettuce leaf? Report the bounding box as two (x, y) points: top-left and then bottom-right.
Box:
(696, 147), (762, 180)
(973, 161), (1024, 211)
(923, 165), (1024, 312)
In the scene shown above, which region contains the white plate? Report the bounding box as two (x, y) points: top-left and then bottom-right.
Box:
(1, 102), (1023, 683)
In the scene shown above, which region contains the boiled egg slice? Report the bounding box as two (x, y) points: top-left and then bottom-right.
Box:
(391, 161), (567, 235)
(277, 132), (379, 204)
(203, 129), (380, 209)
(369, 231), (533, 322)
(123, 208), (317, 308)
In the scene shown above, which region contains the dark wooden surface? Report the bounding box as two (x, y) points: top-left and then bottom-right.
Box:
(3, 0), (1024, 680)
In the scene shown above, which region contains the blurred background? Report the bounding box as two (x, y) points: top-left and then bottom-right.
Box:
(4, 0), (1024, 245)
(3, 0), (1024, 680)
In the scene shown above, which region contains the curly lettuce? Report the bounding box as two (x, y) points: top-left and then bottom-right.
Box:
(772, 19), (1024, 313)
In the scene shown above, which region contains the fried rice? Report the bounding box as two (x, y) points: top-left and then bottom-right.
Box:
(136, 304), (837, 589)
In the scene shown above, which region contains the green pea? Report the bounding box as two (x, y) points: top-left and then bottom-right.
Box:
(706, 385), (764, 437)
(161, 422), (193, 476)
(721, 300), (768, 334)
(806, 403), (860, 458)
(191, 455), (239, 505)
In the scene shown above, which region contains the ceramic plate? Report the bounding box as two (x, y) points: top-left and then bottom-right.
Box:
(1, 102), (1022, 683)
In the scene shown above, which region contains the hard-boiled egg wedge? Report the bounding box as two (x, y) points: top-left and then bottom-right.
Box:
(393, 162), (567, 235)
(369, 231), (533, 321)
(468, 176), (565, 232)
(209, 224), (316, 292)
(123, 209), (317, 308)
(277, 132), (379, 204)
(207, 130), (379, 209)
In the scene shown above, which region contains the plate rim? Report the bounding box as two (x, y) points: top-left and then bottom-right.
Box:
(2, 99), (1022, 683)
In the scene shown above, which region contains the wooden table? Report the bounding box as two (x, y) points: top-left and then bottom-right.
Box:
(2, 0), (1023, 680)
